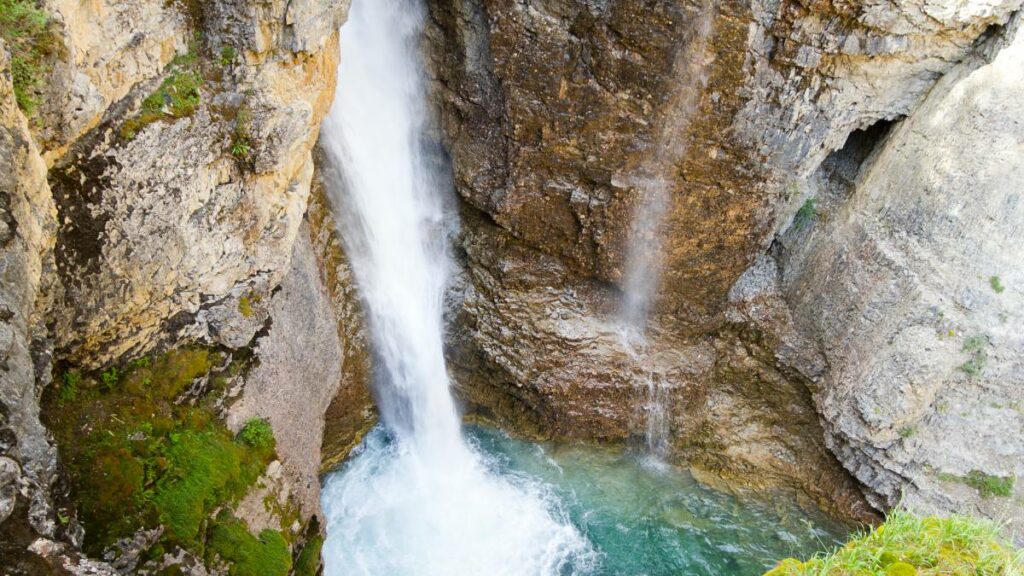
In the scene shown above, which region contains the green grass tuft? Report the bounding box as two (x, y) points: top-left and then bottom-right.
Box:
(764, 510), (1023, 575)
(206, 513), (292, 576)
(0, 0), (54, 116)
(120, 47), (202, 140)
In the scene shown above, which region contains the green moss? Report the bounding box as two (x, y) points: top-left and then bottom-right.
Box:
(793, 198), (817, 231)
(940, 471), (1015, 499)
(884, 561), (917, 576)
(763, 510), (1022, 575)
(121, 47), (203, 140)
(0, 0), (54, 116)
(152, 428), (267, 546)
(44, 346), (273, 556)
(206, 513), (291, 576)
(989, 276), (1005, 294)
(238, 295), (254, 317)
(294, 534), (323, 576)
(238, 418), (275, 451)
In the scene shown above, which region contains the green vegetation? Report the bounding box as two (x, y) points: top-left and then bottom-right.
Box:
(237, 292), (261, 317)
(897, 426), (916, 439)
(294, 533), (324, 576)
(939, 471), (1015, 499)
(0, 0), (54, 116)
(793, 198), (818, 231)
(989, 276), (1005, 294)
(230, 105), (253, 162)
(206, 513), (292, 576)
(121, 48), (203, 140)
(58, 370), (81, 405)
(219, 45), (237, 67)
(958, 335), (988, 378)
(238, 418), (275, 451)
(764, 510), (1023, 575)
(44, 347), (274, 556)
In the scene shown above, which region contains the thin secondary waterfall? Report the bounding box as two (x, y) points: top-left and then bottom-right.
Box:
(318, 1), (594, 574)
(618, 3), (715, 458)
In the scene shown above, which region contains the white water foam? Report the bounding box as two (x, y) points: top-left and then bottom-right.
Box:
(318, 1), (596, 574)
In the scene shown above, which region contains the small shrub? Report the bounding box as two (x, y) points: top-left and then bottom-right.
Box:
(764, 510), (1023, 575)
(239, 418), (275, 452)
(0, 0), (54, 116)
(206, 513), (292, 576)
(897, 426), (915, 439)
(793, 198), (817, 231)
(989, 276), (1005, 294)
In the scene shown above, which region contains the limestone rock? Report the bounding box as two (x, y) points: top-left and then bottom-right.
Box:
(777, 14), (1024, 541)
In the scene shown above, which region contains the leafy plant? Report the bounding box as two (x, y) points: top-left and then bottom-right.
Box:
(100, 367), (120, 390)
(239, 418), (275, 451)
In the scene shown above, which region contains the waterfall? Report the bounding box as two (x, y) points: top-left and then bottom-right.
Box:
(318, 1), (595, 574)
(618, 2), (715, 458)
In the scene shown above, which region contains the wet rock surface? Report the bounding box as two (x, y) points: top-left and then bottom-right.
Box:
(428, 0), (1024, 531)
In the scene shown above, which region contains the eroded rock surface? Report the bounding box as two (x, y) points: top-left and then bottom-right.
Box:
(428, 0), (1023, 529)
(777, 13), (1024, 540)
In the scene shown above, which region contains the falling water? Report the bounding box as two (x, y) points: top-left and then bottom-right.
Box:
(618, 3), (715, 458)
(318, 1), (595, 574)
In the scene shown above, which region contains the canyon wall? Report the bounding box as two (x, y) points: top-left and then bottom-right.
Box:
(0, 0), (375, 573)
(1, 0), (1022, 571)
(427, 0), (1024, 536)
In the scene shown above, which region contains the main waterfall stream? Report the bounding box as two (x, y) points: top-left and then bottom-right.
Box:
(319, 1), (847, 574)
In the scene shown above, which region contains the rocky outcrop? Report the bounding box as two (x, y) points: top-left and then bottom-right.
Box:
(0, 0), (373, 571)
(226, 181), (375, 526)
(428, 0), (1023, 529)
(48, 0), (343, 369)
(776, 13), (1024, 540)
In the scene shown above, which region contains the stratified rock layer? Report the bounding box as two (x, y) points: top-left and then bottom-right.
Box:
(428, 0), (1023, 530)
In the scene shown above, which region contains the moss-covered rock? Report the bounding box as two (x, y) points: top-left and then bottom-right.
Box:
(44, 346), (273, 558)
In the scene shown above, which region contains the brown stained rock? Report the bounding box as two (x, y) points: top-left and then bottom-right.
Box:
(305, 175), (377, 474)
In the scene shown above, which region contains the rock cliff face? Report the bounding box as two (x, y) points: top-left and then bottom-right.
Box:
(0, 0), (375, 573)
(2, 0), (1022, 570)
(427, 0), (1024, 534)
